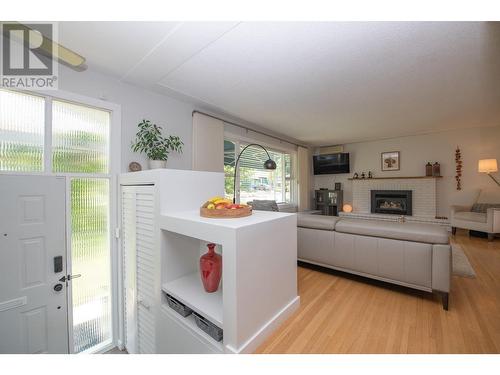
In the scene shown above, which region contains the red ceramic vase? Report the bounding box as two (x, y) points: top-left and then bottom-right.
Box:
(200, 243), (222, 293)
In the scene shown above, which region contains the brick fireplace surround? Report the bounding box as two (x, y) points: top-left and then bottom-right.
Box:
(339, 177), (449, 227)
(352, 177), (437, 218)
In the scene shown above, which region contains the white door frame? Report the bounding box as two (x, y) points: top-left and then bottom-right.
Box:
(0, 88), (121, 354)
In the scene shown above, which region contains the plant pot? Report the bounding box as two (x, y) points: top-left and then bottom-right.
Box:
(148, 159), (167, 169)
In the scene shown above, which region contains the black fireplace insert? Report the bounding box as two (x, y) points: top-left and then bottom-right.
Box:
(371, 190), (412, 215)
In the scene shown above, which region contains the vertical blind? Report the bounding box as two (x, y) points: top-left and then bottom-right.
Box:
(192, 112), (224, 172)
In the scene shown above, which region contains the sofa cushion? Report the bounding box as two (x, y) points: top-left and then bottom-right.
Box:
(335, 219), (449, 244)
(454, 211), (487, 223)
(297, 214), (340, 231)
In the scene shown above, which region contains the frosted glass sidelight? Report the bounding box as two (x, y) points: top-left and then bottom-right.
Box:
(0, 89), (45, 172)
(71, 178), (112, 353)
(52, 101), (110, 173)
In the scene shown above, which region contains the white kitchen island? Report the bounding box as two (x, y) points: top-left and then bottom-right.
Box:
(120, 169), (299, 354)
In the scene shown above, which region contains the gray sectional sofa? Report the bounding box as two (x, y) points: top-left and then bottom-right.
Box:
(297, 214), (452, 310)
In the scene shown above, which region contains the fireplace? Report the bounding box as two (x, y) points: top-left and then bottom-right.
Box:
(371, 190), (413, 215)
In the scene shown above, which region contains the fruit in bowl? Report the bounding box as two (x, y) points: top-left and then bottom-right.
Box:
(200, 196), (252, 218)
(204, 197), (231, 208)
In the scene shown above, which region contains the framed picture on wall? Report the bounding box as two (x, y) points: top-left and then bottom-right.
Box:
(381, 151), (400, 171)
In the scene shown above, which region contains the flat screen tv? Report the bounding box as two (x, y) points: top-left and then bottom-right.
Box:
(313, 153), (350, 175)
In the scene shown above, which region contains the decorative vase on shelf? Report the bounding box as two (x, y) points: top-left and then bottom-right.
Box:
(148, 159), (167, 169)
(432, 162), (441, 177)
(425, 162), (433, 176)
(200, 243), (222, 293)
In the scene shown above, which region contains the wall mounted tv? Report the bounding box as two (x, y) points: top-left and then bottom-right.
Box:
(313, 153), (350, 175)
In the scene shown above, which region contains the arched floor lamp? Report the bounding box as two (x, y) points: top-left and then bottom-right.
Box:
(232, 143), (277, 204)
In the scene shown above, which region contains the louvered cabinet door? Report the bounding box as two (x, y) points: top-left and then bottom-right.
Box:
(121, 185), (156, 354)
(135, 187), (156, 354)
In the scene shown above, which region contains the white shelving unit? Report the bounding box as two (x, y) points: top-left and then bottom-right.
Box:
(119, 169), (223, 354)
(162, 272), (223, 327)
(120, 169), (299, 354)
(159, 210), (300, 354)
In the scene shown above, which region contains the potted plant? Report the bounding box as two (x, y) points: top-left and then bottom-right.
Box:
(131, 119), (184, 169)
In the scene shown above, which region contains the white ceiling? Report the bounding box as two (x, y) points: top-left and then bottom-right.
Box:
(59, 22), (500, 146)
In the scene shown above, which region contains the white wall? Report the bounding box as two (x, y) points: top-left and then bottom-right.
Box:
(57, 65), (500, 216)
(313, 126), (500, 217)
(58, 66), (194, 172)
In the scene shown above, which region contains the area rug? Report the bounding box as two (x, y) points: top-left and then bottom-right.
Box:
(452, 244), (476, 278)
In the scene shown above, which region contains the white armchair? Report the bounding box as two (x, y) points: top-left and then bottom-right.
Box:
(450, 189), (500, 241)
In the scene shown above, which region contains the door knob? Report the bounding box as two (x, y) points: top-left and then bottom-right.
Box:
(53, 283), (63, 292)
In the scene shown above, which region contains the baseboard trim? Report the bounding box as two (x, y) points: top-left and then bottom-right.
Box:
(226, 296), (300, 354)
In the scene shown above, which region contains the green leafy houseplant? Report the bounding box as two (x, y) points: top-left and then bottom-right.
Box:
(131, 120), (184, 167)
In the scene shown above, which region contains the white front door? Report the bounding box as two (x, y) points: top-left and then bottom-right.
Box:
(0, 175), (69, 353)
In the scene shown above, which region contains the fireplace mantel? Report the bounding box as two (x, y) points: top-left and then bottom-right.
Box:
(348, 176), (442, 181)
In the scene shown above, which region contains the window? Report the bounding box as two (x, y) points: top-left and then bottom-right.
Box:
(52, 100), (110, 173)
(71, 178), (111, 353)
(52, 99), (112, 352)
(224, 139), (295, 204)
(0, 89), (114, 354)
(0, 90), (45, 172)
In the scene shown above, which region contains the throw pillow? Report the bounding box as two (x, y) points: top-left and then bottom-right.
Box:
(248, 200), (279, 212)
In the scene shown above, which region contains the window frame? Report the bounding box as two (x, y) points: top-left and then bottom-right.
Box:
(0, 89), (120, 178)
(224, 135), (297, 206)
(0, 88), (121, 354)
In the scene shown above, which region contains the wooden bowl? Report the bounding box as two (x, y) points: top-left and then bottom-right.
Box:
(200, 204), (252, 218)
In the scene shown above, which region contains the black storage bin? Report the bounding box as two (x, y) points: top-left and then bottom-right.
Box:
(166, 294), (193, 317)
(193, 312), (223, 342)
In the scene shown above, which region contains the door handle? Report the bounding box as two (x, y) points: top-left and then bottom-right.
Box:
(59, 274), (82, 282)
(54, 256), (63, 273)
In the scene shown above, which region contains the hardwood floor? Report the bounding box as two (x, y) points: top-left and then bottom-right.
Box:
(255, 231), (500, 353)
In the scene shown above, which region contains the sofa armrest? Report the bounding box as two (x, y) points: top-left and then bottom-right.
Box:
(450, 205), (472, 222)
(487, 207), (500, 233)
(432, 244), (451, 293)
(450, 205), (472, 215)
